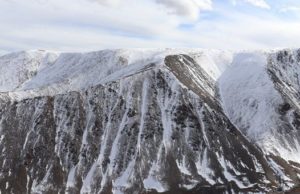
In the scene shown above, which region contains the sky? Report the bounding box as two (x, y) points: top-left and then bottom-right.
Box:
(1, 0), (300, 54)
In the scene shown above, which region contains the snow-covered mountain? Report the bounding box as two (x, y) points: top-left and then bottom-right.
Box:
(0, 49), (299, 194)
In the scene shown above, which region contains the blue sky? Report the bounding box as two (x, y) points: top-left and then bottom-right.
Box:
(1, 0), (300, 54)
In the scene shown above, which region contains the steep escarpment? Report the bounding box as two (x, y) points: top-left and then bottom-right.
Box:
(267, 49), (300, 158)
(0, 49), (300, 194)
(219, 50), (300, 190)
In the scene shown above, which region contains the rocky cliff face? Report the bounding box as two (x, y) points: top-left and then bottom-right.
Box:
(0, 49), (299, 194)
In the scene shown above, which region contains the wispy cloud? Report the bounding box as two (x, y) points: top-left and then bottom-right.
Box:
(232, 0), (270, 9)
(0, 0), (299, 53)
(279, 5), (300, 13)
(155, 0), (212, 20)
(90, 0), (121, 7)
(92, 0), (213, 20)
(244, 0), (270, 9)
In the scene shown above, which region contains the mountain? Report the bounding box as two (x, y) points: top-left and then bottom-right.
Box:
(0, 49), (299, 194)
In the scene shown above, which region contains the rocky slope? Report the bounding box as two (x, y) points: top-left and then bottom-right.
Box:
(0, 49), (299, 194)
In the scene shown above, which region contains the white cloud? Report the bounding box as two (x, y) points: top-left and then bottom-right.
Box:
(93, 0), (213, 20)
(0, 50), (7, 56)
(90, 0), (121, 7)
(0, 0), (300, 53)
(155, 0), (212, 20)
(245, 0), (270, 9)
(233, 0), (270, 9)
(0, 0), (186, 51)
(191, 12), (300, 49)
(279, 5), (300, 13)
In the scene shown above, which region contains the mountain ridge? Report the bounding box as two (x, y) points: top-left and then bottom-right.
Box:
(0, 48), (300, 193)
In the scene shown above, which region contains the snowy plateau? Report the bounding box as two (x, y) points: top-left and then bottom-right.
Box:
(0, 48), (300, 194)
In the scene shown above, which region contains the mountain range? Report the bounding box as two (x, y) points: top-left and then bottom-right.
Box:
(0, 48), (299, 194)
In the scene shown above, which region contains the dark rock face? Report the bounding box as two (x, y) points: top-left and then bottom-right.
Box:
(267, 50), (300, 152)
(0, 51), (299, 194)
